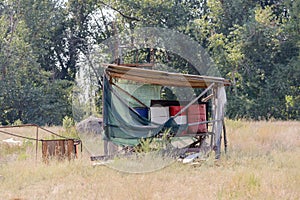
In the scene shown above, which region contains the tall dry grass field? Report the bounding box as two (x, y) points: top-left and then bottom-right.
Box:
(0, 120), (299, 200)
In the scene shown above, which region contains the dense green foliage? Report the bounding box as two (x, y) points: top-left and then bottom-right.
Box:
(0, 0), (299, 125)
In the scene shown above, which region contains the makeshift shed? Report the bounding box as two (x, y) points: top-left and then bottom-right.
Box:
(101, 64), (230, 159)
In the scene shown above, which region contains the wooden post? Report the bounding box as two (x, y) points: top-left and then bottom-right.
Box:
(211, 85), (223, 159)
(67, 139), (74, 161)
(42, 140), (48, 164)
(213, 84), (227, 159)
(211, 86), (217, 151)
(214, 85), (223, 159)
(223, 119), (227, 154)
(36, 126), (39, 162)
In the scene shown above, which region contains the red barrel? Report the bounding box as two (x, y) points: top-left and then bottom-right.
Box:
(187, 104), (207, 133)
(169, 106), (187, 135)
(188, 104), (206, 115)
(169, 106), (186, 116)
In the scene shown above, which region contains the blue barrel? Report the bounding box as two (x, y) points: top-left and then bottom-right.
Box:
(134, 107), (148, 119)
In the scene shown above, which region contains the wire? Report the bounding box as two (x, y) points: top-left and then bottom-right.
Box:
(0, 130), (39, 141)
(0, 124), (77, 142)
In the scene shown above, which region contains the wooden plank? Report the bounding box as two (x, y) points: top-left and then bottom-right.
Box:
(67, 139), (75, 160)
(105, 64), (230, 83)
(108, 71), (209, 88)
(104, 64), (230, 88)
(118, 63), (154, 67)
(42, 140), (48, 163)
(107, 70), (213, 87)
(108, 68), (213, 84)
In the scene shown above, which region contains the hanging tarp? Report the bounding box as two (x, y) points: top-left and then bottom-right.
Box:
(103, 75), (184, 146)
(116, 80), (161, 107)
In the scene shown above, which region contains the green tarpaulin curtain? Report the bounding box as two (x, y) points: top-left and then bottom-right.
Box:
(103, 74), (187, 146)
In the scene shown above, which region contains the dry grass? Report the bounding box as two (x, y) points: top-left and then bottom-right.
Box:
(0, 120), (299, 200)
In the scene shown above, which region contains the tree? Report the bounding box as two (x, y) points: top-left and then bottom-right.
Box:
(0, 0), (73, 125)
(1, 0), (299, 123)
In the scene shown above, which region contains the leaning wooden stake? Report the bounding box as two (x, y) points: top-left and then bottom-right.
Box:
(222, 119), (227, 154)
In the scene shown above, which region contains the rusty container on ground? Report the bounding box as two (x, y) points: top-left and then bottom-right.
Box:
(42, 139), (80, 163)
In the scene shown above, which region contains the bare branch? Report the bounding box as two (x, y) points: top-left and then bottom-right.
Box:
(98, 1), (140, 22)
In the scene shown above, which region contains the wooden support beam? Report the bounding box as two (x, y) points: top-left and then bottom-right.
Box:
(103, 64), (231, 88)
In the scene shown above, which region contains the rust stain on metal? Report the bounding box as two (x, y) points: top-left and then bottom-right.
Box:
(42, 139), (81, 163)
(0, 124), (82, 163)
